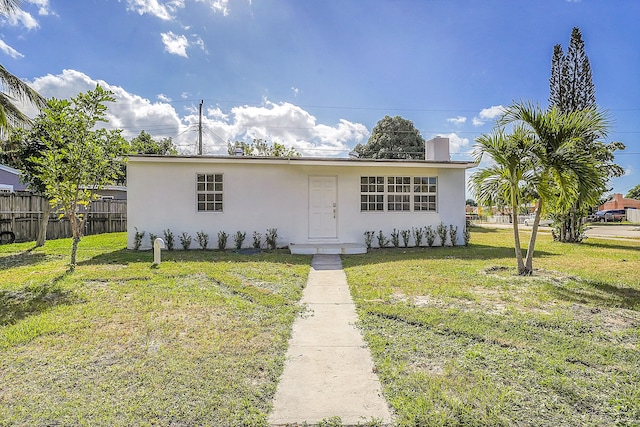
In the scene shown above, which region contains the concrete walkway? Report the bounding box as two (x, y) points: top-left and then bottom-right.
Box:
(269, 254), (393, 426)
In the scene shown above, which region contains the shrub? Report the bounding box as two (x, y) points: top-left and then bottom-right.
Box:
(436, 222), (448, 247)
(133, 227), (145, 250)
(179, 232), (192, 250)
(217, 231), (228, 250)
(233, 231), (246, 250)
(449, 225), (458, 247)
(425, 225), (436, 247)
(196, 230), (209, 249)
(252, 231), (262, 249)
(390, 228), (400, 248)
(377, 230), (389, 248)
(265, 228), (278, 250)
(463, 220), (472, 246)
(163, 229), (175, 250)
(149, 233), (157, 246)
(412, 227), (424, 247)
(364, 231), (375, 250)
(401, 229), (411, 248)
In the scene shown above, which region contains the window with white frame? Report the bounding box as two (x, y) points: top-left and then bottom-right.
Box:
(413, 176), (437, 211)
(387, 176), (411, 211)
(196, 173), (223, 212)
(360, 176), (384, 211)
(360, 175), (437, 212)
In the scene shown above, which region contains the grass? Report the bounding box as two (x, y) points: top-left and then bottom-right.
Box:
(0, 233), (311, 426)
(342, 227), (640, 427)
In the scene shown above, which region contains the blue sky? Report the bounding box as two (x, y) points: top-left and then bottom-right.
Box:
(1, 0), (639, 197)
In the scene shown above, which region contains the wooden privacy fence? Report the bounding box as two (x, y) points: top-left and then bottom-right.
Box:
(0, 193), (127, 243)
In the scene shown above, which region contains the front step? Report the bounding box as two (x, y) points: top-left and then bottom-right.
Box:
(289, 243), (367, 255)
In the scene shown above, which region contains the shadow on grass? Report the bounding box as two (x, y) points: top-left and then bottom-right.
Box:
(548, 279), (640, 311)
(0, 274), (78, 326)
(79, 248), (313, 267)
(581, 240), (640, 252)
(0, 248), (50, 269)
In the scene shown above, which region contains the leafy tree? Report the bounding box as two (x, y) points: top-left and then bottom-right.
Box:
(354, 115), (425, 159)
(0, 2), (46, 135)
(130, 130), (177, 155)
(227, 138), (300, 157)
(548, 27), (624, 242)
(499, 101), (611, 274)
(30, 85), (128, 268)
(626, 184), (640, 200)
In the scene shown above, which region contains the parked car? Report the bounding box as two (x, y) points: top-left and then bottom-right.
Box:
(592, 209), (626, 222)
(523, 215), (552, 226)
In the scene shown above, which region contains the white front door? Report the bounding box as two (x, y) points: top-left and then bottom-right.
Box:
(308, 176), (337, 239)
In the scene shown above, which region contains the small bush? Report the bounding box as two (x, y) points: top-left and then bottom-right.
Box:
(463, 220), (472, 246)
(265, 228), (278, 250)
(390, 228), (400, 248)
(252, 231), (262, 249)
(196, 230), (209, 249)
(179, 232), (192, 250)
(163, 229), (175, 250)
(364, 231), (375, 250)
(436, 222), (448, 247)
(233, 231), (246, 250)
(412, 227), (424, 247)
(377, 230), (389, 248)
(217, 231), (228, 250)
(449, 225), (458, 247)
(425, 225), (436, 247)
(133, 227), (145, 250)
(149, 233), (157, 246)
(401, 229), (411, 248)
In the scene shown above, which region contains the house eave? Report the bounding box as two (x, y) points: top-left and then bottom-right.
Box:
(127, 155), (476, 169)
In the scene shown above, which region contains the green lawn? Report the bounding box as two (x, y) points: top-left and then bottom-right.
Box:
(0, 233), (311, 426)
(2, 230), (639, 426)
(343, 227), (640, 427)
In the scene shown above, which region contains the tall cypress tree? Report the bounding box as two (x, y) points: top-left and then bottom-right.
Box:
(548, 27), (624, 243)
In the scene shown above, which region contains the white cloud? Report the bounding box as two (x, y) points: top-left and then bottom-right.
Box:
(0, 40), (23, 59)
(156, 93), (172, 102)
(124, 0), (185, 20)
(3, 9), (39, 30)
(291, 87), (299, 97)
(25, 70), (370, 157)
(478, 105), (505, 120)
(161, 31), (189, 57)
(472, 105), (505, 127)
(27, 0), (54, 16)
(196, 0), (230, 16)
(28, 69), (184, 142)
(447, 116), (467, 126)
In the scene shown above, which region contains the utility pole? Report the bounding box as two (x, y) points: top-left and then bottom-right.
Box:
(198, 99), (203, 155)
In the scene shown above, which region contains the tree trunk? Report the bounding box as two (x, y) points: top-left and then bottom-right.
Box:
(69, 235), (80, 270)
(36, 199), (51, 247)
(523, 200), (543, 275)
(511, 196), (525, 274)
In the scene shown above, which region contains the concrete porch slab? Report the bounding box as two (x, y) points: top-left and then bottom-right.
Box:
(289, 243), (367, 255)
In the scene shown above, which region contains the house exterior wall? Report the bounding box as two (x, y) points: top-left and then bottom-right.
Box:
(127, 157), (469, 249)
(599, 193), (640, 211)
(0, 166), (27, 192)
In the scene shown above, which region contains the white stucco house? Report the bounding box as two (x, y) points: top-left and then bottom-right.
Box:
(127, 137), (475, 253)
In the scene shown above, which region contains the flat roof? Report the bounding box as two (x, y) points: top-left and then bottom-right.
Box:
(127, 154), (476, 169)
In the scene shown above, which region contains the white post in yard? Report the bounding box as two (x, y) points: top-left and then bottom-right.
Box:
(153, 238), (165, 265)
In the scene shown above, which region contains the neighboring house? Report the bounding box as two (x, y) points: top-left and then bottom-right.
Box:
(127, 138), (475, 253)
(0, 164), (27, 193)
(599, 193), (640, 211)
(93, 185), (127, 200)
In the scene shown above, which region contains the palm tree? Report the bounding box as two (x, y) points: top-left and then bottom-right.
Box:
(499, 101), (610, 274)
(0, 1), (46, 134)
(470, 126), (535, 274)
